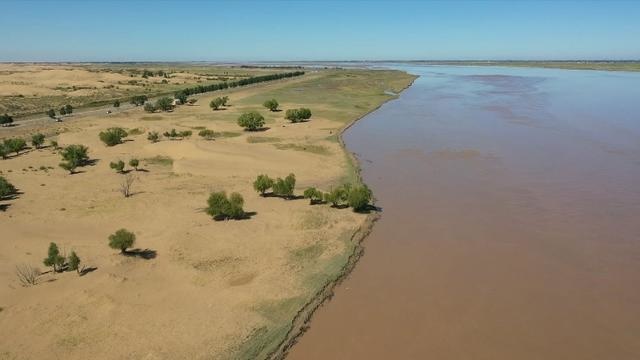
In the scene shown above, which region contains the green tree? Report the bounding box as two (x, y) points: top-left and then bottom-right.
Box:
(147, 131), (160, 143)
(144, 102), (157, 113)
(198, 129), (216, 140)
(59, 106), (67, 115)
(174, 91), (188, 104)
(31, 133), (45, 149)
(209, 97), (224, 110)
(110, 160), (125, 173)
(43, 242), (65, 273)
(59, 144), (90, 174)
(0, 113), (13, 126)
(303, 187), (324, 205)
(237, 111), (265, 131)
(263, 99), (279, 111)
(46, 109), (56, 119)
(113, 100), (121, 108)
(324, 186), (348, 207)
(65, 104), (73, 114)
(221, 96), (229, 106)
(285, 108), (313, 123)
(130, 95), (148, 106)
(0, 176), (17, 199)
(3, 138), (27, 155)
(206, 191), (245, 220)
(272, 173), (296, 199)
(67, 251), (81, 274)
(156, 97), (174, 112)
(99, 127), (128, 146)
(108, 229), (136, 253)
(253, 174), (274, 196)
(129, 159), (139, 171)
(347, 184), (373, 212)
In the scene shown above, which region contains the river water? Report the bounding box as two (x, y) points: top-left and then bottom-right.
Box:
(288, 65), (640, 359)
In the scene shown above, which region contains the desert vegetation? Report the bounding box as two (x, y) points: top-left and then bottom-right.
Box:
(206, 191), (245, 220)
(237, 111), (265, 131)
(99, 127), (128, 146)
(285, 107), (312, 122)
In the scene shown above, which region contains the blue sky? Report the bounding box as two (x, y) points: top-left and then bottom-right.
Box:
(1, 0), (639, 61)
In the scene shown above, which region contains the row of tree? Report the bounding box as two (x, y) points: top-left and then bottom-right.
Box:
(144, 97), (174, 113)
(46, 104), (73, 119)
(178, 71), (304, 97)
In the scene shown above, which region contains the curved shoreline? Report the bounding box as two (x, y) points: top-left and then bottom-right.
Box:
(267, 74), (418, 360)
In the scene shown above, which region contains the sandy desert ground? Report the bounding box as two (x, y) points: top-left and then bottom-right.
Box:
(0, 67), (414, 359)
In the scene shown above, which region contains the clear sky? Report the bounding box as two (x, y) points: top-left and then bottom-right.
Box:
(1, 0), (639, 62)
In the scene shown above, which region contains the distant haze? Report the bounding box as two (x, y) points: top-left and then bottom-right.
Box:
(1, 0), (639, 62)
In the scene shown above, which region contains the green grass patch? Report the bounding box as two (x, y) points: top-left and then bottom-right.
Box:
(218, 131), (242, 138)
(246, 136), (281, 144)
(127, 127), (144, 135)
(143, 155), (173, 166)
(273, 143), (330, 155)
(141, 115), (163, 121)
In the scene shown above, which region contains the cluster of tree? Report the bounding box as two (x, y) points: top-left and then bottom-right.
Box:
(59, 104), (73, 115)
(31, 133), (45, 149)
(130, 95), (148, 106)
(109, 158), (139, 173)
(43, 242), (83, 275)
(0, 113), (13, 126)
(206, 191), (245, 220)
(209, 96), (229, 110)
(0, 138), (27, 159)
(59, 144), (90, 174)
(0, 176), (16, 200)
(141, 69), (154, 78)
(237, 111), (265, 131)
(99, 127), (128, 146)
(163, 128), (192, 140)
(253, 173), (296, 199)
(109, 228), (136, 253)
(144, 97), (174, 113)
(285, 108), (312, 123)
(323, 183), (373, 212)
(263, 99), (279, 111)
(176, 71), (305, 97)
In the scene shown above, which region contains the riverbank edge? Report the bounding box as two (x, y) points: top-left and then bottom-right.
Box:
(265, 73), (418, 360)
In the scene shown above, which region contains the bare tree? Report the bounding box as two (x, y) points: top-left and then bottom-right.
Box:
(15, 264), (40, 286)
(120, 173), (136, 198)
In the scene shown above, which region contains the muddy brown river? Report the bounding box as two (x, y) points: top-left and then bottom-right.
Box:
(288, 65), (640, 359)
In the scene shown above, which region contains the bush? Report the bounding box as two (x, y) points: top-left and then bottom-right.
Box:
(59, 106), (67, 115)
(272, 173), (296, 199)
(187, 98), (198, 105)
(68, 251), (81, 274)
(348, 184), (373, 212)
(143, 102), (157, 113)
(113, 100), (121, 108)
(3, 138), (26, 155)
(303, 187), (324, 204)
(198, 129), (216, 140)
(110, 160), (125, 173)
(147, 131), (160, 143)
(0, 176), (17, 199)
(221, 96), (229, 106)
(180, 130), (192, 138)
(263, 99), (279, 111)
(0, 113), (13, 126)
(324, 185), (349, 207)
(131, 95), (148, 106)
(59, 144), (90, 174)
(285, 108), (312, 123)
(0, 145), (7, 160)
(49, 140), (59, 150)
(65, 104), (73, 114)
(206, 191), (245, 220)
(237, 111), (265, 131)
(99, 127), (128, 146)
(46, 109), (56, 119)
(253, 174), (274, 196)
(209, 97), (224, 110)
(31, 133), (45, 149)
(129, 159), (139, 170)
(43, 242), (65, 273)
(15, 263), (39, 286)
(174, 91), (187, 104)
(156, 97), (174, 112)
(108, 229), (136, 253)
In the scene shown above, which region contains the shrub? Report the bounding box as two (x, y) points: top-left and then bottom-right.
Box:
(0, 113), (13, 126)
(15, 264), (39, 286)
(65, 104), (73, 114)
(131, 95), (148, 106)
(113, 100), (121, 108)
(59, 106), (67, 115)
(43, 242), (65, 273)
(120, 173), (136, 198)
(109, 229), (136, 253)
(143, 102), (157, 113)
(285, 108), (312, 123)
(99, 127), (128, 146)
(187, 98), (198, 105)
(163, 128), (179, 139)
(206, 191), (245, 220)
(0, 145), (7, 160)
(46, 109), (56, 119)
(263, 99), (279, 111)
(67, 251), (81, 274)
(253, 174), (274, 196)
(348, 184), (373, 212)
(0, 176), (17, 199)
(147, 131), (160, 143)
(198, 129), (216, 140)
(272, 173), (296, 199)
(209, 97), (224, 110)
(31, 133), (45, 149)
(179, 130), (192, 138)
(59, 144), (89, 174)
(129, 159), (139, 170)
(156, 97), (174, 112)
(221, 96), (229, 106)
(303, 187), (324, 204)
(237, 111), (265, 131)
(110, 160), (125, 173)
(324, 185), (349, 207)
(174, 91), (187, 104)
(3, 138), (26, 156)
(49, 140), (59, 150)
